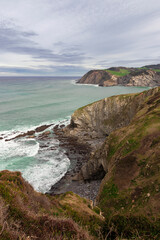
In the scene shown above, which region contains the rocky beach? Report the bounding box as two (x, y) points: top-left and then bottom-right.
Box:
(1, 86), (160, 239)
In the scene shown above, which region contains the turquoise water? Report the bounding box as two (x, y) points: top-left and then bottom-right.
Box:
(0, 76), (149, 192)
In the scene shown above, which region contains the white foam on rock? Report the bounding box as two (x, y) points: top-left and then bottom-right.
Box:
(0, 117), (71, 193)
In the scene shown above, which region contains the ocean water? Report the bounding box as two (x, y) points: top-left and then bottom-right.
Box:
(0, 76), (149, 192)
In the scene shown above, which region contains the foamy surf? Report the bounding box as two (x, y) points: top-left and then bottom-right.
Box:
(0, 117), (71, 193)
(71, 79), (99, 87)
(22, 152), (70, 193)
(0, 138), (39, 160)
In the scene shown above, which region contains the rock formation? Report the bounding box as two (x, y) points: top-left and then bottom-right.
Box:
(60, 86), (160, 239)
(77, 65), (160, 87)
(1, 87), (160, 239)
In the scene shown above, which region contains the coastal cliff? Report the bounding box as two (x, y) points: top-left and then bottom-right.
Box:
(1, 87), (160, 239)
(77, 65), (160, 87)
(61, 87), (160, 238)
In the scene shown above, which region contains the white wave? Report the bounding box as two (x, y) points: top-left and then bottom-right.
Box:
(71, 80), (99, 87)
(0, 138), (39, 160)
(0, 116), (71, 193)
(0, 116), (71, 141)
(22, 154), (70, 193)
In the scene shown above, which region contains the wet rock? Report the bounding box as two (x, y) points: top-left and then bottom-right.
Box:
(27, 130), (35, 135)
(60, 124), (65, 128)
(6, 130), (35, 141)
(35, 124), (52, 133)
(53, 124), (59, 130)
(38, 131), (51, 140)
(27, 135), (35, 138)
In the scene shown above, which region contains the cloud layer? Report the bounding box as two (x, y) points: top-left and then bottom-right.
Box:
(0, 0), (160, 75)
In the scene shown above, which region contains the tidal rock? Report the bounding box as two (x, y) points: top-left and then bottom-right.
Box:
(35, 124), (52, 133)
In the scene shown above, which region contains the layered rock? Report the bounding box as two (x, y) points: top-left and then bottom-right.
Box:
(61, 87), (160, 238)
(63, 87), (158, 145)
(77, 70), (118, 86)
(118, 69), (160, 87)
(77, 67), (160, 87)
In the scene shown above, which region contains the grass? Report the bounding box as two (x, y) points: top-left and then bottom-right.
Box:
(0, 171), (102, 239)
(96, 88), (160, 239)
(139, 67), (160, 72)
(105, 68), (131, 76)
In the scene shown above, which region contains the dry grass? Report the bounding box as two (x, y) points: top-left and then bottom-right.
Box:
(0, 171), (96, 240)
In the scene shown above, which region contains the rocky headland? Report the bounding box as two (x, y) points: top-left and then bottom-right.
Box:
(77, 64), (160, 87)
(1, 87), (160, 239)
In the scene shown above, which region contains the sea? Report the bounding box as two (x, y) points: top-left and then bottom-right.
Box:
(0, 76), (149, 193)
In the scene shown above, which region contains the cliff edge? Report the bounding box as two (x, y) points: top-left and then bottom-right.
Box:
(77, 65), (160, 87)
(61, 87), (160, 239)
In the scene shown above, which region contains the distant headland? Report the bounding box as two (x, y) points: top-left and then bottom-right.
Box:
(77, 64), (160, 87)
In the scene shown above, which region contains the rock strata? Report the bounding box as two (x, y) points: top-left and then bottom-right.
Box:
(77, 66), (160, 87)
(61, 87), (159, 181)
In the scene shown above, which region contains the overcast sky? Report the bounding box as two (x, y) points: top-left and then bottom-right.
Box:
(0, 0), (160, 76)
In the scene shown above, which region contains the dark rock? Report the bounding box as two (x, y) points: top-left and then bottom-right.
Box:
(35, 124), (52, 133)
(59, 124), (65, 128)
(27, 130), (35, 135)
(53, 124), (59, 130)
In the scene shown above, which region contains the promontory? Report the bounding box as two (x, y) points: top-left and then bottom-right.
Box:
(77, 64), (160, 87)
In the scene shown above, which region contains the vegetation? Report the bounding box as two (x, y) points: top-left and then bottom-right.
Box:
(1, 87), (160, 239)
(105, 68), (131, 76)
(97, 88), (160, 239)
(0, 171), (104, 239)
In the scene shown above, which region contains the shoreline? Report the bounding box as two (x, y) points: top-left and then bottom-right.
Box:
(48, 125), (101, 201)
(1, 121), (102, 200)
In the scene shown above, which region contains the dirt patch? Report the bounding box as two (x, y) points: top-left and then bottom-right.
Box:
(131, 187), (143, 200)
(139, 131), (160, 154)
(114, 155), (139, 190)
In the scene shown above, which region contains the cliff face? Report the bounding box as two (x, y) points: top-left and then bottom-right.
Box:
(63, 87), (159, 181)
(118, 69), (160, 87)
(77, 70), (118, 86)
(77, 67), (160, 87)
(63, 87), (160, 239)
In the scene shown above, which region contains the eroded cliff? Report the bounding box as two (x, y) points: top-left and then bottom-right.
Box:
(62, 87), (160, 239)
(63, 87), (158, 181)
(77, 66), (160, 87)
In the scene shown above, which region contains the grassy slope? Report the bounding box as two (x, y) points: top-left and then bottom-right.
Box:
(105, 69), (131, 76)
(105, 67), (160, 77)
(0, 171), (104, 240)
(98, 89), (160, 239)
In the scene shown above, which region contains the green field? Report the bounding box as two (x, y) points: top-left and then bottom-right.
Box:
(139, 67), (160, 72)
(105, 68), (130, 76)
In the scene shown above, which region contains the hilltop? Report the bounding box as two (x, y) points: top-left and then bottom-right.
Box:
(77, 64), (160, 87)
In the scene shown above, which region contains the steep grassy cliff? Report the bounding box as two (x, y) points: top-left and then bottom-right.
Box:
(63, 87), (160, 239)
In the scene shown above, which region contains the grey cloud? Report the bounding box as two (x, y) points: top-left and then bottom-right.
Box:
(0, 24), (87, 63)
(0, 0), (160, 75)
(0, 64), (87, 76)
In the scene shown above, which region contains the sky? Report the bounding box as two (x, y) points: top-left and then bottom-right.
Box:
(0, 0), (160, 76)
